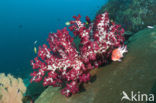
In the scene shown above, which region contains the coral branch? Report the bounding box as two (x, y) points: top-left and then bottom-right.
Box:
(0, 73), (26, 103)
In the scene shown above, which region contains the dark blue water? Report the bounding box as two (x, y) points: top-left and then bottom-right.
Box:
(0, 0), (107, 78)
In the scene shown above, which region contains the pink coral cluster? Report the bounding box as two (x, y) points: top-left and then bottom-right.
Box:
(30, 12), (126, 97)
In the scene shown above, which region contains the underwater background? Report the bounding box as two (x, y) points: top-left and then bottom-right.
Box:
(0, 0), (108, 78)
(1, 0), (156, 103)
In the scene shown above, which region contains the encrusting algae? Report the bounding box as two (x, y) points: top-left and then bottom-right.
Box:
(0, 73), (26, 103)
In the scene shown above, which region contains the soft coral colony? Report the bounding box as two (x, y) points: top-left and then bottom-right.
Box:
(30, 12), (127, 97)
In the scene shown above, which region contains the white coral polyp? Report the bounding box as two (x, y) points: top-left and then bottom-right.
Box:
(118, 46), (128, 58)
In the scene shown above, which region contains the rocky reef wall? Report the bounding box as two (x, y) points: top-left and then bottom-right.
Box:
(97, 0), (156, 36)
(35, 26), (156, 103)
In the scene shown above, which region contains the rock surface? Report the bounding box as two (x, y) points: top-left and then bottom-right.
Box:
(35, 27), (156, 103)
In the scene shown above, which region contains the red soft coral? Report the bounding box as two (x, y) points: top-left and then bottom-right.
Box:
(30, 12), (126, 97)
